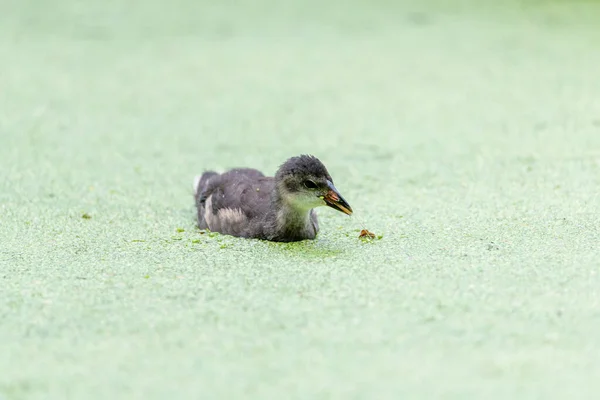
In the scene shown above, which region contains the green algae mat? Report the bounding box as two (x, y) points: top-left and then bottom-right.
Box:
(1, 1), (599, 398)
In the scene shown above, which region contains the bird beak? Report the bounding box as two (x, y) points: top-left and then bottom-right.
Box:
(322, 181), (353, 215)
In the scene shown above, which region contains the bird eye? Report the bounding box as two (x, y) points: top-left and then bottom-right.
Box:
(303, 180), (317, 189)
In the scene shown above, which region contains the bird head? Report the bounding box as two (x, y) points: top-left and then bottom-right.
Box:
(275, 155), (353, 215)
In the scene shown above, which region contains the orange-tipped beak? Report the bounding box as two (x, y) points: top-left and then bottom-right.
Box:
(323, 181), (353, 215)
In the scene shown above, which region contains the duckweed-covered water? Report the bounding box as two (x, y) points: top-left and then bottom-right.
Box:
(1, 1), (600, 398)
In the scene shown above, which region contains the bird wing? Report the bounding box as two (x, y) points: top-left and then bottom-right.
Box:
(209, 171), (274, 217)
(198, 168), (266, 207)
(200, 169), (275, 236)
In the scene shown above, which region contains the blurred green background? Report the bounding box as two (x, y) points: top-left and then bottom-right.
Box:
(1, 1), (600, 399)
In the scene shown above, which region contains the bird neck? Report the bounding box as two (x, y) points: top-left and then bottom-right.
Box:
(271, 186), (315, 238)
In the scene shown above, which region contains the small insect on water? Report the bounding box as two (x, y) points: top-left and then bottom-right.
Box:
(353, 214), (380, 241)
(359, 229), (376, 239)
